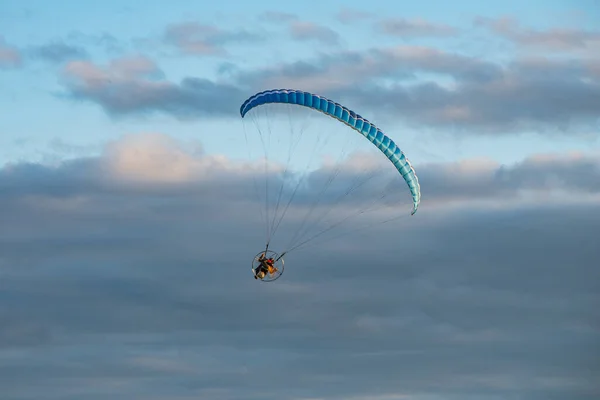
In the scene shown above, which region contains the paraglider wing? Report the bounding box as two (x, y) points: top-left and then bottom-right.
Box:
(240, 89), (421, 215)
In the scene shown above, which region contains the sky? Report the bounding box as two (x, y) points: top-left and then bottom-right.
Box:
(1, 0), (599, 399)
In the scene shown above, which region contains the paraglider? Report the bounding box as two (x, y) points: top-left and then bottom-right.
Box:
(240, 89), (421, 282)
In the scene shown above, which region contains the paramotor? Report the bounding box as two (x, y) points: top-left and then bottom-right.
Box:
(241, 89), (421, 281)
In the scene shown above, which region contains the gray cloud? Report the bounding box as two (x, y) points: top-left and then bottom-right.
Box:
(336, 7), (375, 24)
(240, 46), (503, 88)
(378, 18), (458, 37)
(0, 135), (598, 399)
(337, 59), (599, 134)
(476, 16), (600, 52)
(30, 41), (88, 63)
(417, 152), (600, 208)
(60, 57), (244, 118)
(259, 13), (340, 45)
(164, 22), (264, 56)
(289, 21), (340, 45)
(234, 46), (598, 135)
(259, 11), (298, 22)
(56, 20), (599, 136)
(58, 46), (502, 120)
(66, 31), (123, 55)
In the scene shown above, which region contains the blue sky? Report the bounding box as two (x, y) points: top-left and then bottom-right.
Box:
(1, 1), (599, 399)
(1, 0), (598, 166)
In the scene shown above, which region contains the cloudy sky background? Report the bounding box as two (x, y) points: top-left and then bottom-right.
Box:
(1, 0), (599, 399)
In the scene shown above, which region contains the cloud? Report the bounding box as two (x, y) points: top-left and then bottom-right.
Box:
(0, 134), (598, 399)
(378, 18), (458, 37)
(4, 134), (599, 222)
(336, 7), (375, 24)
(259, 11), (298, 22)
(476, 16), (600, 53)
(418, 152), (600, 210)
(289, 21), (340, 45)
(259, 13), (340, 46)
(239, 46), (502, 92)
(164, 22), (263, 56)
(57, 22), (599, 136)
(103, 133), (261, 184)
(30, 41), (88, 63)
(0, 36), (22, 69)
(238, 45), (598, 135)
(336, 57), (599, 134)
(66, 31), (123, 55)
(60, 56), (243, 118)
